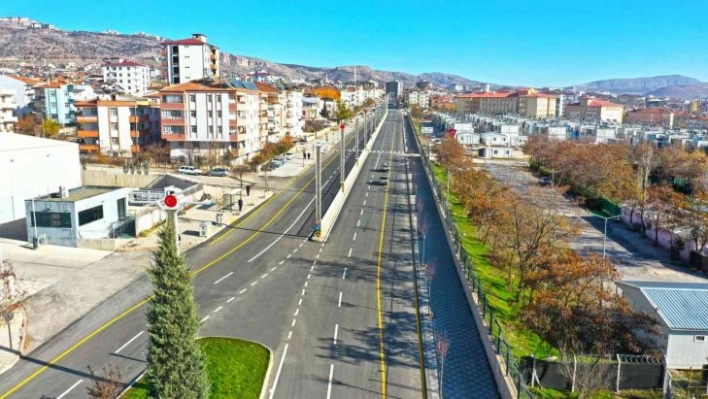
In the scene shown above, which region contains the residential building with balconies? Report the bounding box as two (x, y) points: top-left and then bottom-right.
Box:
(407, 90), (430, 108)
(158, 79), (262, 163)
(0, 89), (18, 132)
(281, 89), (303, 138)
(0, 74), (39, 116)
(74, 94), (157, 156)
(34, 81), (74, 125)
(564, 97), (624, 123)
(102, 59), (151, 96)
(254, 82), (283, 143)
(162, 33), (220, 85)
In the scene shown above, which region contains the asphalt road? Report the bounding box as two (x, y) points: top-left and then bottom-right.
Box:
(0, 104), (387, 398)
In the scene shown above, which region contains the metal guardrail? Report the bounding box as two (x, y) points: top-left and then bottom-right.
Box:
(407, 115), (534, 399)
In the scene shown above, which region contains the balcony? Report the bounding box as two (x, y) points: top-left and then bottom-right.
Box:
(131, 145), (143, 153)
(76, 115), (98, 123)
(77, 130), (99, 138)
(130, 129), (150, 138)
(79, 143), (100, 152)
(161, 133), (186, 142)
(129, 115), (149, 123)
(161, 118), (185, 126)
(161, 102), (184, 110)
(210, 53), (218, 61)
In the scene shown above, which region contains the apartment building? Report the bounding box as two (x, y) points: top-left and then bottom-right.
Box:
(162, 33), (220, 85)
(74, 95), (158, 156)
(255, 82), (284, 143)
(407, 90), (430, 108)
(564, 97), (624, 123)
(0, 74), (39, 116)
(158, 79), (261, 164)
(102, 59), (151, 96)
(281, 89), (303, 138)
(517, 92), (557, 118)
(0, 89), (18, 131)
(385, 81), (403, 98)
(33, 82), (97, 126)
(455, 92), (518, 115)
(625, 108), (674, 127)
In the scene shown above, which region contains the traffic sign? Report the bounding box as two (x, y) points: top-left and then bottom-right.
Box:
(340, 123), (345, 130)
(163, 194), (179, 210)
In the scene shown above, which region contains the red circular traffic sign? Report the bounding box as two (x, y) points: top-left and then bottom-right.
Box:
(164, 194), (178, 209)
(340, 123), (345, 130)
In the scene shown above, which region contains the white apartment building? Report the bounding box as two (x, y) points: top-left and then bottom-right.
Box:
(281, 89), (303, 137)
(162, 33), (220, 85)
(0, 75), (38, 116)
(407, 90), (430, 108)
(159, 80), (260, 164)
(0, 89), (18, 132)
(102, 59), (151, 96)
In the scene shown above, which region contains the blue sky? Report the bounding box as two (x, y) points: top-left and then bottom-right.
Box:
(3, 0), (707, 87)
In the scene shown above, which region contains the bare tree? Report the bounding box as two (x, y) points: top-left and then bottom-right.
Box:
(425, 262), (436, 316)
(86, 364), (124, 399)
(435, 331), (450, 399)
(0, 260), (27, 352)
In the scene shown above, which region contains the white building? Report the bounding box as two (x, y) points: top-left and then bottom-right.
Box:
(0, 133), (82, 224)
(407, 90), (430, 108)
(0, 75), (37, 116)
(24, 186), (132, 248)
(618, 281), (708, 369)
(102, 59), (151, 96)
(0, 90), (17, 132)
(163, 33), (220, 85)
(281, 89), (303, 137)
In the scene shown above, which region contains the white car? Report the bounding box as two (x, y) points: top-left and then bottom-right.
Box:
(177, 165), (203, 176)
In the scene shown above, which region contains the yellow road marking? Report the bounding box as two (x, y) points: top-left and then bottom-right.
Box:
(0, 131), (360, 398)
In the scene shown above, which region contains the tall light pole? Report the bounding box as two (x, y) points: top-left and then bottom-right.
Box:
(360, 109), (367, 161)
(315, 141), (323, 224)
(339, 123), (345, 193)
(599, 214), (622, 260)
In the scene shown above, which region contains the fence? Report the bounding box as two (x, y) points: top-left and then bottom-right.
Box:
(407, 115), (533, 399)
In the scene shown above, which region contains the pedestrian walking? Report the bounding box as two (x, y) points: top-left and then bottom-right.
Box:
(245, 185), (251, 196)
(237, 198), (244, 212)
(307, 152), (311, 160)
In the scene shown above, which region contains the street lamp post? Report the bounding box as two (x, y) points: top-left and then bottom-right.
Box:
(315, 141), (323, 223)
(339, 123), (345, 193)
(601, 214), (622, 260)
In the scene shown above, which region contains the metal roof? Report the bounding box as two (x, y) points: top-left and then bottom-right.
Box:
(620, 281), (708, 331)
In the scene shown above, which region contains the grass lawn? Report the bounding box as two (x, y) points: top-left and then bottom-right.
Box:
(124, 337), (270, 399)
(430, 162), (557, 359)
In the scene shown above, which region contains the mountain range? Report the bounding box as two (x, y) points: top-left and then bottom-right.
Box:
(0, 17), (706, 98)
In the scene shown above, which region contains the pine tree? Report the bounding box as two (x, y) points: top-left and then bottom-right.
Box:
(145, 219), (209, 399)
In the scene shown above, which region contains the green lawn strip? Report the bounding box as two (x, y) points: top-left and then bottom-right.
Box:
(429, 162), (556, 359)
(124, 337), (270, 399)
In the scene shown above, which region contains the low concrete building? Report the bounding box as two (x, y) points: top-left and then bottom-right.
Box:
(24, 186), (132, 248)
(617, 281), (708, 369)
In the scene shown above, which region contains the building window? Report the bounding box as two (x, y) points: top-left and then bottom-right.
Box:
(189, 94), (196, 103)
(111, 138), (118, 145)
(217, 111), (222, 118)
(191, 126), (197, 133)
(217, 126), (222, 134)
(78, 205), (104, 226)
(695, 336), (706, 343)
(208, 126), (213, 134)
(162, 95), (183, 104)
(110, 123), (118, 131)
(161, 110), (183, 119)
(190, 111), (196, 118)
(110, 108), (117, 116)
(31, 212), (72, 228)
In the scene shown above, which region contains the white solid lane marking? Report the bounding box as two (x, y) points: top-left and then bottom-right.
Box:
(348, 248), (352, 257)
(248, 196), (316, 262)
(353, 233), (357, 241)
(214, 306), (223, 313)
(342, 267), (347, 279)
(294, 308), (299, 316)
(115, 331), (144, 354)
(338, 292), (343, 307)
(271, 267), (277, 272)
(200, 316), (210, 323)
(287, 330), (293, 340)
(298, 298), (303, 305)
(239, 288), (247, 294)
(333, 324), (339, 345)
(357, 220), (361, 227)
(227, 297), (235, 303)
(326, 364), (334, 399)
(214, 271), (233, 285)
(302, 289), (306, 296)
(250, 281), (258, 287)
(268, 343), (289, 399)
(57, 380), (83, 399)
(262, 273), (268, 279)
(292, 319), (297, 327)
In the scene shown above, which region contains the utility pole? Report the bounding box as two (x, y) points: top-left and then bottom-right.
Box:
(315, 141), (323, 223)
(340, 123), (345, 192)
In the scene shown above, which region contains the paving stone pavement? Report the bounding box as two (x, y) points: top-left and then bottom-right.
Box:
(415, 159), (501, 398)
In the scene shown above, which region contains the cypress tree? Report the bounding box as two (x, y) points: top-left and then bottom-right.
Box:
(145, 219), (209, 399)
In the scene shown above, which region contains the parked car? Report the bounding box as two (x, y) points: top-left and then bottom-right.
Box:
(271, 159), (284, 167)
(379, 176), (389, 185)
(284, 152), (295, 160)
(380, 162), (390, 172)
(178, 165), (203, 176)
(538, 177), (552, 186)
(208, 167), (229, 177)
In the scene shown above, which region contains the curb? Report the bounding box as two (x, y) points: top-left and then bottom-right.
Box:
(0, 307), (27, 376)
(258, 345), (275, 399)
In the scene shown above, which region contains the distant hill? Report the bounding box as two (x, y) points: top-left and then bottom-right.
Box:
(577, 75), (705, 96)
(645, 83), (708, 99)
(0, 16), (484, 88)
